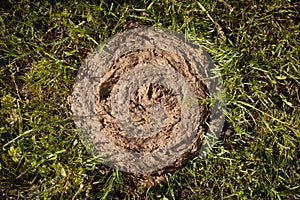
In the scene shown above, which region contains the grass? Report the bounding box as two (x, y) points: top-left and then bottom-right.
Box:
(0, 0), (299, 199)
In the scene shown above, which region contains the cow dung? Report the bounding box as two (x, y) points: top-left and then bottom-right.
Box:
(71, 26), (224, 186)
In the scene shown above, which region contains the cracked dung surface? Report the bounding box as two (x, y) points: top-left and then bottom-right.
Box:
(71, 27), (225, 176)
(95, 48), (210, 154)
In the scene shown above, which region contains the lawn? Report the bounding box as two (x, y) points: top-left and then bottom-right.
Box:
(0, 0), (299, 199)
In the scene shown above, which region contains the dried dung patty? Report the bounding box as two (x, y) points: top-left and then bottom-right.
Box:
(71, 27), (225, 176)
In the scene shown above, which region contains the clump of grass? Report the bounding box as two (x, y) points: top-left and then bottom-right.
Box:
(1, 0), (299, 199)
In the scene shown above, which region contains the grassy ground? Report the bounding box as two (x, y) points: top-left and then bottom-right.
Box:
(0, 0), (299, 199)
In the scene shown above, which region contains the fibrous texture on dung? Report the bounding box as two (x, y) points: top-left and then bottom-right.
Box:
(71, 26), (225, 174)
